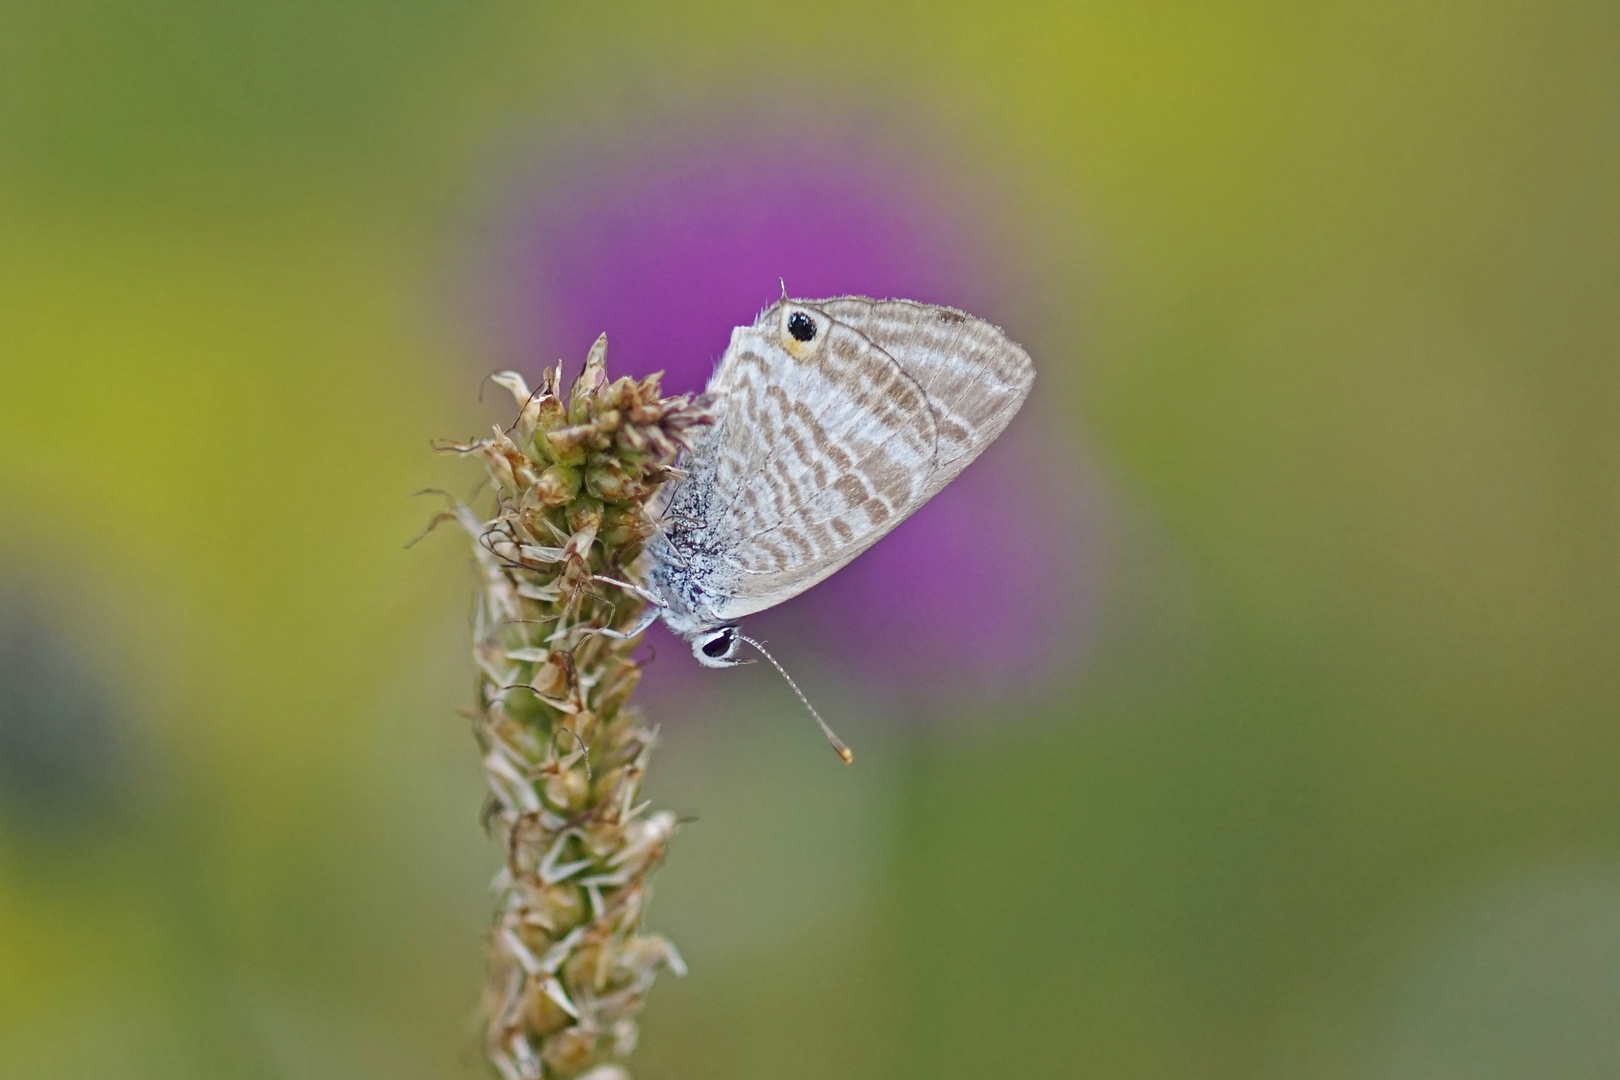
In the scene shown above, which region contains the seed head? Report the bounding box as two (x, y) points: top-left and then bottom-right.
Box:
(437, 337), (709, 1079)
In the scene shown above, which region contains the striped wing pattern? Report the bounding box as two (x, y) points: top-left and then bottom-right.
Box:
(692, 296), (1034, 622)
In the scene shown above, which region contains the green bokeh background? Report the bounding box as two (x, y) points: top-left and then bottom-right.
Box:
(3, 2), (1617, 1078)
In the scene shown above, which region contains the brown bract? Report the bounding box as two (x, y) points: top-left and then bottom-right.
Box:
(432, 335), (710, 1080)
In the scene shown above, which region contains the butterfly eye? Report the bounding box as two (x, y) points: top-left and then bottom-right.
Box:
(700, 626), (737, 659)
(786, 311), (817, 343)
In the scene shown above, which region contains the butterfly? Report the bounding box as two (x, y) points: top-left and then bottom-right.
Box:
(611, 295), (1035, 758)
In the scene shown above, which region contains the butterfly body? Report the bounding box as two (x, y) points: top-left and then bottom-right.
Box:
(645, 295), (1035, 667)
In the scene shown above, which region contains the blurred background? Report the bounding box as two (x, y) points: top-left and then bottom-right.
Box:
(2, 1), (1617, 1077)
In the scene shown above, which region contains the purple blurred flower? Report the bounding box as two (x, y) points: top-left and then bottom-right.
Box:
(488, 121), (1097, 708)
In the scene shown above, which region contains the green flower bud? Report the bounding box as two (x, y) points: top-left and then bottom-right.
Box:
(586, 457), (653, 503)
(542, 1027), (600, 1076)
(535, 464), (581, 507)
(543, 765), (589, 813)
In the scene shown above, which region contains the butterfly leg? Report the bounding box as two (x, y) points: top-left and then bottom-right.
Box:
(591, 575), (666, 640)
(591, 574), (666, 608)
(598, 603), (661, 640)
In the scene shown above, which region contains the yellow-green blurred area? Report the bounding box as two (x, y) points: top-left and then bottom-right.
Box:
(2, 1), (1618, 1077)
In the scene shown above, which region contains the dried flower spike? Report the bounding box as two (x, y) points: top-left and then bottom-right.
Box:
(437, 336), (710, 1080)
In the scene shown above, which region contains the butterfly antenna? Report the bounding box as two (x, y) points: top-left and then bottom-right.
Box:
(739, 635), (853, 764)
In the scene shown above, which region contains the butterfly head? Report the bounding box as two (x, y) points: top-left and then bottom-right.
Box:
(692, 624), (746, 668)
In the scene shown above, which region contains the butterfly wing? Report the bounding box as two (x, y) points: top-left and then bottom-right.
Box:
(807, 297), (1035, 495)
(693, 296), (1034, 622)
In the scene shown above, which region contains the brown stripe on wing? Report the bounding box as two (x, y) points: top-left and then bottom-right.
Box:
(806, 296), (1034, 476)
(732, 316), (934, 565)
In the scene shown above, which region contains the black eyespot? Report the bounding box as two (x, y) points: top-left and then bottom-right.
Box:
(701, 629), (735, 658)
(787, 311), (816, 342)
